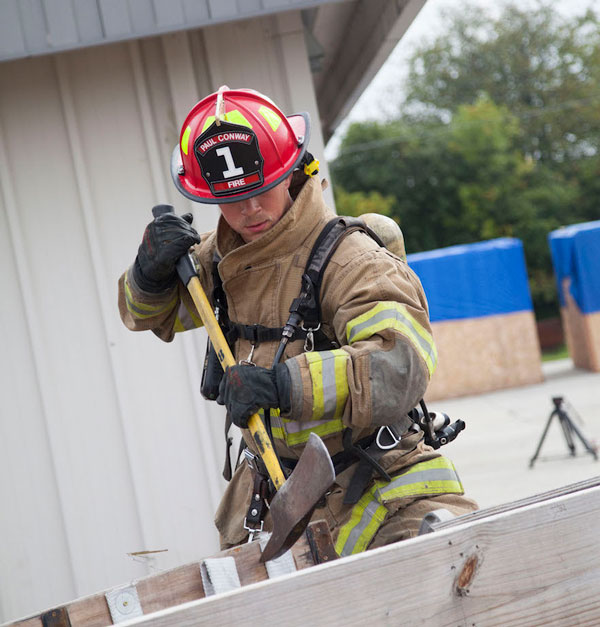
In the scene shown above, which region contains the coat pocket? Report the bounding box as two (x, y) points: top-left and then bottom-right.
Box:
(214, 462), (254, 548)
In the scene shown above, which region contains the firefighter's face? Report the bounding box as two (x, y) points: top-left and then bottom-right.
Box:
(219, 175), (293, 242)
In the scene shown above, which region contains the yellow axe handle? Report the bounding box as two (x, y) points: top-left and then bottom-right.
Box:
(179, 256), (286, 490)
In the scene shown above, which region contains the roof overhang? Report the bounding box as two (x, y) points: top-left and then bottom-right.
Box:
(0, 0), (425, 140)
(309, 0), (426, 140)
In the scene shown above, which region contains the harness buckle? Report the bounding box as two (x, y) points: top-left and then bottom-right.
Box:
(243, 518), (264, 542)
(375, 425), (402, 450)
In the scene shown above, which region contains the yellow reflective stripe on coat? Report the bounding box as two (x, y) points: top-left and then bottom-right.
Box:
(266, 349), (349, 446)
(268, 410), (347, 447)
(305, 349), (349, 421)
(173, 300), (203, 332)
(124, 278), (177, 320)
(334, 457), (463, 557)
(345, 301), (437, 376)
(256, 408), (342, 447)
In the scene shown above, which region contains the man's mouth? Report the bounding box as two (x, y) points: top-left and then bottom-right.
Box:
(246, 220), (269, 233)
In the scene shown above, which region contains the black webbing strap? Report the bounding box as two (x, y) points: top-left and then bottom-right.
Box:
(226, 322), (304, 345)
(342, 427), (392, 505)
(244, 472), (270, 534)
(222, 413), (234, 481)
(298, 217), (385, 327)
(224, 321), (334, 348)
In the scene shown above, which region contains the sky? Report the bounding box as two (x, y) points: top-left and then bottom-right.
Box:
(324, 0), (600, 160)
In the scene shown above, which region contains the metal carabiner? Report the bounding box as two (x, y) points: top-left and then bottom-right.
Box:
(376, 425), (402, 450)
(301, 322), (321, 352)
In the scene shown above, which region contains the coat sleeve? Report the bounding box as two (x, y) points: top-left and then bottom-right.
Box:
(117, 239), (213, 342)
(284, 232), (437, 429)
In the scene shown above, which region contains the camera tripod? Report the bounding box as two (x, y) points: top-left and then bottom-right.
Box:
(529, 396), (598, 468)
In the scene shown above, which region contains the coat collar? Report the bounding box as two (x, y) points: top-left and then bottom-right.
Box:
(215, 177), (334, 277)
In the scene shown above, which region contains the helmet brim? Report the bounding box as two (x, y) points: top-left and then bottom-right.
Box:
(171, 112), (310, 205)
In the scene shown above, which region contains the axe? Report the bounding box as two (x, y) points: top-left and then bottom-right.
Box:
(152, 205), (334, 562)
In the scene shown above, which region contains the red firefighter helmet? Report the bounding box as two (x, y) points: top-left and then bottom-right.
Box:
(171, 86), (310, 204)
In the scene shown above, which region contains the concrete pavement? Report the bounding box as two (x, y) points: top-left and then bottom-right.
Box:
(429, 358), (600, 509)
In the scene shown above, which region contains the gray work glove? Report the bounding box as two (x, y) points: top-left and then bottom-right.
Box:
(216, 364), (292, 429)
(132, 212), (201, 293)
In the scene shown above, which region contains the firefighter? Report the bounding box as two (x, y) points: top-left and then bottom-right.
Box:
(118, 86), (477, 557)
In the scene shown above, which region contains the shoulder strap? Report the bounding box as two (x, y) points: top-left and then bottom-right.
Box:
(296, 216), (385, 328)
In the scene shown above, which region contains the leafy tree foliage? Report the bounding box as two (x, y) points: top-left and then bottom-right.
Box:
(406, 2), (600, 166)
(331, 1), (600, 319)
(333, 188), (396, 218)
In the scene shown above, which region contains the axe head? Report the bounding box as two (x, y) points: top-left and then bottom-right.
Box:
(260, 433), (335, 562)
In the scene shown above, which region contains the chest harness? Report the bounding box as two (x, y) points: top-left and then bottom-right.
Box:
(201, 216), (465, 536)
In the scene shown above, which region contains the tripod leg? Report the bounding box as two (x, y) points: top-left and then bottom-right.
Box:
(530, 410), (557, 468)
(560, 410), (599, 461)
(558, 411), (577, 456)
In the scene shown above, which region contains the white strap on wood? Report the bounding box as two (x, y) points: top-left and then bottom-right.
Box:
(200, 556), (242, 596)
(418, 508), (456, 535)
(259, 533), (297, 578)
(105, 584), (143, 623)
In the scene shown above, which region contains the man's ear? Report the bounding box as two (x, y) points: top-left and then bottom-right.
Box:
(284, 172), (293, 189)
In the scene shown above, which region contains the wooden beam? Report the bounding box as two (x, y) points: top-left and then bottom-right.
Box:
(9, 521), (336, 627)
(111, 483), (600, 626)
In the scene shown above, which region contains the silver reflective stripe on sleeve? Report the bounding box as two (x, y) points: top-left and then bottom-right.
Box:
(346, 301), (437, 376)
(335, 457), (464, 557)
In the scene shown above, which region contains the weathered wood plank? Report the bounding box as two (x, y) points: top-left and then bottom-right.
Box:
(11, 617), (43, 627)
(137, 563), (204, 615)
(6, 521), (336, 626)
(433, 475), (600, 531)
(66, 593), (112, 627)
(113, 485), (600, 627)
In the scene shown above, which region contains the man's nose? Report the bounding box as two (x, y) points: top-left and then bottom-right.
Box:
(240, 197), (260, 214)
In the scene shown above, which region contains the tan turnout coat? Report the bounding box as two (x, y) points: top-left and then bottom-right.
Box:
(119, 176), (477, 553)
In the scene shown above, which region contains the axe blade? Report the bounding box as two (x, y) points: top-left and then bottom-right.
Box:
(260, 432), (335, 563)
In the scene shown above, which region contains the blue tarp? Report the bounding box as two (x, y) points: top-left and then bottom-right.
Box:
(548, 220), (600, 314)
(407, 238), (533, 323)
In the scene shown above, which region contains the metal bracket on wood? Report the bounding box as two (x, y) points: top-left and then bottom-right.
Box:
(41, 607), (71, 627)
(305, 520), (338, 565)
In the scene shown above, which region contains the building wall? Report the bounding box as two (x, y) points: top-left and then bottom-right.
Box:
(0, 12), (332, 622)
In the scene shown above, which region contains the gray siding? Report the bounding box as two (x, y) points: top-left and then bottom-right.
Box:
(0, 0), (350, 61)
(0, 13), (333, 621)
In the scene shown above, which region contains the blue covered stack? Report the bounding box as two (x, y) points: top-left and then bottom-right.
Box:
(548, 220), (600, 371)
(407, 238), (543, 399)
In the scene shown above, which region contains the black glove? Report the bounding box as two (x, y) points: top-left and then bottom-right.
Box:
(132, 212), (201, 293)
(216, 364), (292, 429)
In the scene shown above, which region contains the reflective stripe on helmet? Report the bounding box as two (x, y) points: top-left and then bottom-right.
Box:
(201, 109), (253, 133)
(181, 126), (191, 155)
(258, 105), (282, 132)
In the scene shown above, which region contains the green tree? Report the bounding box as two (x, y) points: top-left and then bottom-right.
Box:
(331, 1), (599, 318)
(332, 117), (461, 253)
(333, 188), (396, 218)
(405, 2), (600, 167)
